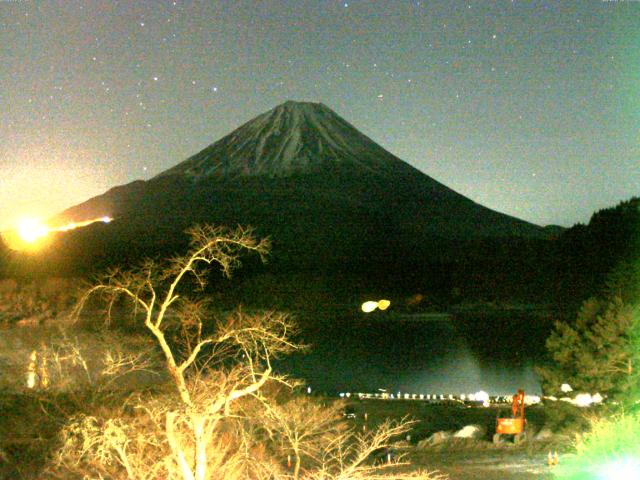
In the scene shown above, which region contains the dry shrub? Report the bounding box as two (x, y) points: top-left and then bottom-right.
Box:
(0, 277), (79, 325)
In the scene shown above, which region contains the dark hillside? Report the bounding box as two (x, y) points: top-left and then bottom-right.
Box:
(553, 197), (640, 304)
(2, 102), (558, 303)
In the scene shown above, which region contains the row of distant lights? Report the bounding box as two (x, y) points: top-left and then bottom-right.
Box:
(554, 383), (604, 408)
(335, 384), (605, 409)
(338, 390), (510, 408)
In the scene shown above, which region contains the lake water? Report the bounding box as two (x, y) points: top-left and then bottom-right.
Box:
(0, 310), (553, 397)
(278, 310), (553, 396)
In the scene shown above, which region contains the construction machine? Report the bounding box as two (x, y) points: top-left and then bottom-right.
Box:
(493, 389), (527, 444)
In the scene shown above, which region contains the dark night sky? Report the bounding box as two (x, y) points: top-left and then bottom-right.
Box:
(1, 0), (638, 231)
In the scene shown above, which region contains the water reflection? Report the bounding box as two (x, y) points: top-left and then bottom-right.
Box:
(278, 312), (550, 395)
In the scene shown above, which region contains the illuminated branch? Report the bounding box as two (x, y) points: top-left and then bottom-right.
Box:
(177, 339), (215, 375)
(74, 225), (274, 408)
(63, 224), (439, 479)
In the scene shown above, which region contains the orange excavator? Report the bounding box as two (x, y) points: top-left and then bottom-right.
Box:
(493, 389), (527, 444)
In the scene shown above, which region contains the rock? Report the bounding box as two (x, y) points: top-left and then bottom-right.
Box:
(417, 430), (453, 448)
(534, 428), (555, 441)
(454, 424), (485, 439)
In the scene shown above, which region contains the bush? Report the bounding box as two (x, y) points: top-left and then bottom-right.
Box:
(537, 296), (640, 403)
(554, 412), (640, 479)
(0, 277), (79, 325)
(541, 401), (592, 436)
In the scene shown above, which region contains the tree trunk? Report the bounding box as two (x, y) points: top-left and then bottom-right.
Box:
(293, 452), (301, 480)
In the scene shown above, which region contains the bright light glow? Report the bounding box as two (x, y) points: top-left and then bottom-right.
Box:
(378, 299), (391, 310)
(561, 383), (573, 393)
(596, 457), (640, 480)
(3, 215), (114, 251)
(361, 301), (379, 313)
(524, 394), (541, 405)
(360, 299), (391, 313)
(474, 390), (489, 403)
(55, 216), (113, 232)
(27, 350), (37, 389)
(574, 393), (600, 407)
(17, 218), (49, 243)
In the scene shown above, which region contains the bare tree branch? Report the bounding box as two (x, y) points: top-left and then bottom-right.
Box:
(55, 224), (441, 480)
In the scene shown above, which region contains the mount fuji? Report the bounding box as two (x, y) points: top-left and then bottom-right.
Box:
(48, 101), (547, 273)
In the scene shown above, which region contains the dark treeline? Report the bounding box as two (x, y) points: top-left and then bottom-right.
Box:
(1, 197), (638, 315)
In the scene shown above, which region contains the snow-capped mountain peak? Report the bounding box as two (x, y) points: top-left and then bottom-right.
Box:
(156, 101), (406, 179)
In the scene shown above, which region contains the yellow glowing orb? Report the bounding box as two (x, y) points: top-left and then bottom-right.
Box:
(361, 299), (392, 313)
(378, 299), (391, 311)
(361, 301), (379, 313)
(17, 218), (49, 243)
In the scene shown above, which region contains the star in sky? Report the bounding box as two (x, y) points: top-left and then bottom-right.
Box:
(0, 0), (638, 230)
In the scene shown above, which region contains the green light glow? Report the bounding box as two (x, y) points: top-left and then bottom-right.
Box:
(595, 458), (640, 480)
(553, 412), (640, 479)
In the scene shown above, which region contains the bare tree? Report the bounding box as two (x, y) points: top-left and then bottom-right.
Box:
(260, 395), (346, 479)
(49, 225), (444, 480)
(304, 418), (446, 480)
(74, 225), (276, 399)
(56, 225), (305, 479)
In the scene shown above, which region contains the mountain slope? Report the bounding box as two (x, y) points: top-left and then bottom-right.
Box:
(156, 100), (412, 179)
(48, 101), (547, 273)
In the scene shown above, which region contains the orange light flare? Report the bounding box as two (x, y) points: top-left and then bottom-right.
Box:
(17, 218), (49, 244)
(2, 216), (113, 251)
(52, 216), (112, 233)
